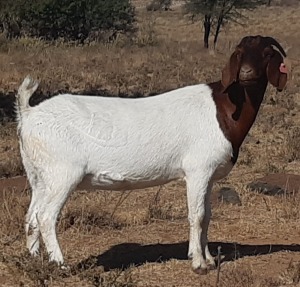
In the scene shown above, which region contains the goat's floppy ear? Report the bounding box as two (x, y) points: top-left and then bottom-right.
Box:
(221, 51), (240, 90)
(267, 50), (288, 91)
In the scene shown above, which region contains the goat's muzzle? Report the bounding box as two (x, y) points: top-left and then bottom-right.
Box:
(239, 65), (259, 85)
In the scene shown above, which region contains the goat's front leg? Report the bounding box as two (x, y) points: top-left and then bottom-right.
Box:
(186, 173), (214, 274)
(202, 182), (216, 270)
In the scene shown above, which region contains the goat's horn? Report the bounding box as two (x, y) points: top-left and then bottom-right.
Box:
(262, 36), (287, 57)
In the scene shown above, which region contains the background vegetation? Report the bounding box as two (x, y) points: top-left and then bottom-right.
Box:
(0, 0), (136, 42)
(184, 0), (267, 48)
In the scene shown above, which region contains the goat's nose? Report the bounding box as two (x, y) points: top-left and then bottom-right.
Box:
(239, 65), (254, 80)
(240, 66), (253, 75)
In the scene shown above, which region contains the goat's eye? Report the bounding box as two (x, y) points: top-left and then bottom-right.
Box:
(265, 53), (272, 58)
(236, 52), (242, 60)
(264, 49), (274, 59)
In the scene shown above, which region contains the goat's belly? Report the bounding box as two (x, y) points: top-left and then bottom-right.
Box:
(77, 171), (181, 191)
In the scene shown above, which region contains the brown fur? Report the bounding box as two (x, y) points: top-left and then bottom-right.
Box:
(209, 35), (288, 163)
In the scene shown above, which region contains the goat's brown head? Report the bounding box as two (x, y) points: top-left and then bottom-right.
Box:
(221, 35), (288, 92)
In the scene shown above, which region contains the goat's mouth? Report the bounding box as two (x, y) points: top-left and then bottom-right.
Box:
(239, 78), (259, 86)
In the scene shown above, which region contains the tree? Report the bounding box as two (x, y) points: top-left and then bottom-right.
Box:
(184, 0), (266, 49)
(0, 0), (23, 38)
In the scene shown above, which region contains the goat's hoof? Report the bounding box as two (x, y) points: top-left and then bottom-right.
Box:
(193, 267), (208, 275)
(207, 263), (216, 270)
(60, 264), (70, 271)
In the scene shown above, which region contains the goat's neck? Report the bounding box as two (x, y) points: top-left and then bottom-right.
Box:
(209, 80), (268, 163)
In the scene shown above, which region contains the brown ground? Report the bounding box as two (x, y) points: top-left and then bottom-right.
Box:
(0, 2), (300, 287)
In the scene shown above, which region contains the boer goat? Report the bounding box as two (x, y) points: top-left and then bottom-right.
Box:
(16, 35), (288, 274)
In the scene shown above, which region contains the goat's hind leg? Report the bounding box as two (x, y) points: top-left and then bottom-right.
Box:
(26, 185), (42, 256)
(37, 166), (84, 265)
(23, 156), (42, 256)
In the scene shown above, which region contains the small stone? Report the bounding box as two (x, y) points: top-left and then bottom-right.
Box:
(217, 187), (242, 205)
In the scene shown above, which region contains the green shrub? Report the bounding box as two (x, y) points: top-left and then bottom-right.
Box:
(0, 0), (136, 42)
(146, 0), (172, 11)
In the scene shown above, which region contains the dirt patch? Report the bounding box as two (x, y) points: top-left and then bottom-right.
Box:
(248, 174), (300, 195)
(0, 175), (28, 192)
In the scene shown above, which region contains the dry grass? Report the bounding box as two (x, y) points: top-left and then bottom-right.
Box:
(0, 250), (137, 287)
(279, 260), (300, 285)
(0, 123), (22, 177)
(285, 126), (300, 162)
(1, 175), (300, 286)
(0, 2), (300, 287)
(218, 265), (281, 287)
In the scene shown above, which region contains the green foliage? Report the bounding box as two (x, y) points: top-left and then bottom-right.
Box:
(184, 0), (266, 48)
(0, 0), (136, 42)
(0, 0), (24, 17)
(146, 0), (173, 11)
(184, 0), (216, 16)
(184, 0), (266, 23)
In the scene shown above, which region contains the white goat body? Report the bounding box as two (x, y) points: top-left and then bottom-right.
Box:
(17, 78), (233, 272)
(19, 84), (233, 189)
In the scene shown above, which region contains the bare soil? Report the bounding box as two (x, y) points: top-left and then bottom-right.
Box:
(0, 2), (300, 287)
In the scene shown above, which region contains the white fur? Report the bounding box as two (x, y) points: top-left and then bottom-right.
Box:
(17, 77), (233, 272)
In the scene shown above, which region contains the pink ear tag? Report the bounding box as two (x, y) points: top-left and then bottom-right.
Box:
(280, 63), (288, 74)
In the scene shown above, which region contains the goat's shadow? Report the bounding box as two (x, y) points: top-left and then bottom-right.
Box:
(76, 241), (300, 271)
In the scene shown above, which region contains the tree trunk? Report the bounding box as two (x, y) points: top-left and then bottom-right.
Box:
(203, 14), (211, 49)
(214, 0), (226, 49)
(213, 16), (223, 49)
(267, 0), (272, 6)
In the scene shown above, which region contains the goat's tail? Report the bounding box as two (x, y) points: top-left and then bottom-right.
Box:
(16, 75), (39, 116)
